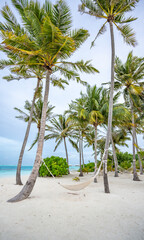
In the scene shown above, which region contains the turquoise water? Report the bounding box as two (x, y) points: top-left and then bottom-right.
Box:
(0, 165), (79, 177)
(0, 166), (33, 177)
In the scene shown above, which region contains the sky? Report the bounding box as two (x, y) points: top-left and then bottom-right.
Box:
(0, 0), (144, 166)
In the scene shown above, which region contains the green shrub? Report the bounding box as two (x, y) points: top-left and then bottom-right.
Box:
(138, 151), (144, 160)
(116, 152), (133, 164)
(135, 160), (144, 169)
(82, 162), (95, 172)
(39, 156), (69, 177)
(79, 161), (103, 173)
(120, 161), (132, 170)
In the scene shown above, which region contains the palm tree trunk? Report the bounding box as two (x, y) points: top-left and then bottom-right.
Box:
(130, 98), (140, 181)
(79, 131), (83, 177)
(94, 126), (97, 183)
(64, 137), (70, 174)
(111, 135), (119, 177)
(81, 137), (85, 168)
(8, 70), (51, 202)
(103, 21), (115, 193)
(134, 129), (143, 175)
(16, 77), (41, 185)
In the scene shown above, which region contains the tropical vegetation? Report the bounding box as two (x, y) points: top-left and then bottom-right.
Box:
(0, 0), (143, 203)
(39, 156), (69, 177)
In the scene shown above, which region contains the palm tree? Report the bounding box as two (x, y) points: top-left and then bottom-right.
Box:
(114, 51), (144, 180)
(45, 114), (78, 173)
(111, 128), (130, 173)
(0, 48), (45, 186)
(111, 102), (131, 177)
(67, 98), (90, 177)
(1, 0), (98, 202)
(79, 0), (138, 192)
(15, 98), (55, 149)
(80, 85), (108, 182)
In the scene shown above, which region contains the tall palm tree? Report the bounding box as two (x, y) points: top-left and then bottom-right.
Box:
(79, 0), (138, 192)
(80, 85), (108, 182)
(1, 0), (98, 202)
(45, 114), (78, 173)
(114, 51), (144, 180)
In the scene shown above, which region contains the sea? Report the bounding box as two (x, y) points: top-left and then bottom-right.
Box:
(0, 165), (79, 177)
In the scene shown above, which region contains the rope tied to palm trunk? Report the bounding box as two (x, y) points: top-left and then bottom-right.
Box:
(39, 149), (109, 191)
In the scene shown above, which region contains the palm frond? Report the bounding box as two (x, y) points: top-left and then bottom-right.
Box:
(79, 0), (105, 17)
(68, 138), (79, 152)
(14, 107), (30, 122)
(51, 77), (69, 89)
(54, 138), (63, 151)
(0, 59), (14, 69)
(28, 132), (39, 150)
(70, 28), (89, 49)
(114, 22), (137, 46)
(91, 21), (107, 48)
(115, 13), (137, 23)
(52, 0), (72, 34)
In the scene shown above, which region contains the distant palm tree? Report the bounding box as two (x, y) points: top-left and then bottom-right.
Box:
(80, 85), (108, 182)
(79, 0), (138, 192)
(111, 128), (130, 173)
(111, 102), (131, 176)
(45, 114), (78, 173)
(15, 98), (55, 149)
(114, 51), (144, 180)
(1, 0), (98, 202)
(67, 99), (89, 176)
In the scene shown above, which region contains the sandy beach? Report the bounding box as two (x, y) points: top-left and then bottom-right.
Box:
(0, 171), (144, 240)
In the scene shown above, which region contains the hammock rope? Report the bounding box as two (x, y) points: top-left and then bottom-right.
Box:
(40, 148), (109, 191)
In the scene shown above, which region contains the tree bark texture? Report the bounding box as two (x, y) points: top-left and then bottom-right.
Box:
(134, 132), (143, 175)
(16, 78), (41, 185)
(102, 21), (115, 193)
(81, 137), (85, 168)
(64, 137), (70, 174)
(130, 98), (140, 181)
(111, 136), (119, 177)
(94, 126), (97, 183)
(79, 131), (83, 177)
(8, 71), (51, 202)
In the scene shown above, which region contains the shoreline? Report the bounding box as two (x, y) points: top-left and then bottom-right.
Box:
(0, 172), (144, 240)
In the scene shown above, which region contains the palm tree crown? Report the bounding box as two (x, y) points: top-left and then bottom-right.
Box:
(79, 0), (138, 47)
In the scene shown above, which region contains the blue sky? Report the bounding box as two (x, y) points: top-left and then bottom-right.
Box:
(0, 0), (144, 166)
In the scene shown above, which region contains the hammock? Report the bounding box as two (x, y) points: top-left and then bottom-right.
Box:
(41, 157), (104, 191)
(59, 160), (103, 191)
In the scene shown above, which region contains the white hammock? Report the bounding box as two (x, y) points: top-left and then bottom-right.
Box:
(59, 160), (103, 191)
(41, 157), (103, 191)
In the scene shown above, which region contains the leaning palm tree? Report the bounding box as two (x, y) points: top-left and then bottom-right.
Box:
(0, 4), (48, 186)
(45, 114), (78, 173)
(0, 51), (45, 185)
(114, 51), (144, 180)
(79, 0), (138, 192)
(1, 0), (98, 202)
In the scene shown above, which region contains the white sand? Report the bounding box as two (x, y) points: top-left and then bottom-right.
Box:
(0, 172), (144, 240)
